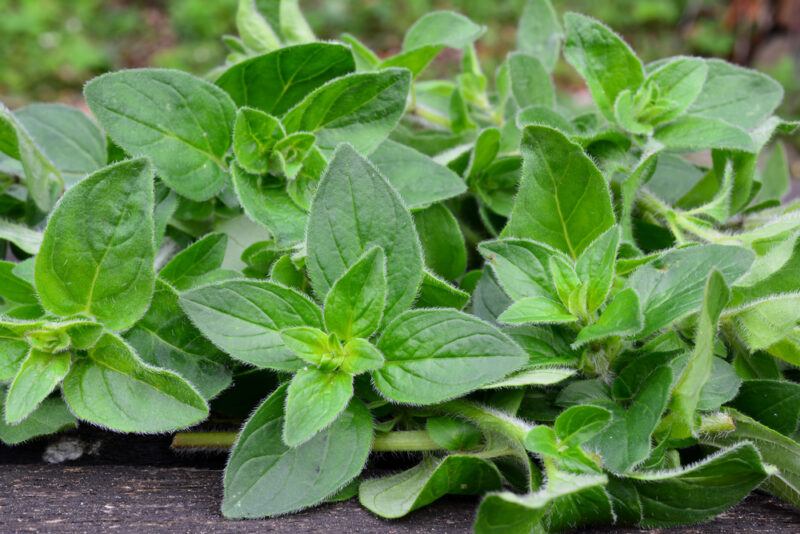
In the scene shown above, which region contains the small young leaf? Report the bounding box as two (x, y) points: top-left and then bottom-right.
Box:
(360, 455), (501, 519)
(341, 338), (384, 375)
(375, 309), (528, 404)
(283, 368), (354, 447)
(402, 11), (485, 51)
(62, 333), (208, 433)
(5, 350), (71, 424)
(413, 203), (467, 280)
(503, 125), (615, 259)
(508, 53), (555, 109)
(236, 0), (281, 53)
(573, 288), (643, 348)
(223, 384), (372, 518)
(35, 158), (155, 330)
(180, 280), (323, 370)
(575, 226), (619, 313)
(85, 69), (236, 201)
(479, 238), (562, 301)
(216, 43), (355, 116)
(524, 425), (559, 456)
(643, 57), (708, 124)
(232, 107), (284, 175)
(324, 246), (387, 340)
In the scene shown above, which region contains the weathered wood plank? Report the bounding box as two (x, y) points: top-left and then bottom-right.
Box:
(1, 464), (799, 533)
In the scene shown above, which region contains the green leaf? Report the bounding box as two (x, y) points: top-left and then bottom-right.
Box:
(369, 140), (466, 209)
(284, 368), (354, 447)
(0, 219), (42, 255)
(573, 288), (643, 348)
(622, 443), (771, 527)
(0, 395), (76, 445)
(231, 163), (307, 246)
(360, 455), (502, 518)
(4, 350), (71, 424)
(0, 261), (37, 305)
(555, 405), (612, 447)
(753, 142), (790, 204)
(517, 0), (563, 72)
(62, 333), (208, 433)
(231, 107), (284, 175)
(217, 43), (355, 116)
(159, 233), (228, 292)
(0, 324), (34, 381)
(85, 69), (236, 201)
(34, 158), (155, 330)
(731, 379), (800, 436)
(180, 279), (323, 370)
(223, 384), (372, 518)
(563, 13), (643, 120)
(282, 69), (410, 154)
(670, 270), (730, 439)
(324, 246), (387, 340)
(643, 57), (708, 124)
(479, 238), (562, 301)
(413, 203), (467, 280)
(702, 410), (800, 508)
(589, 365), (673, 473)
(508, 53), (554, 109)
(734, 294), (800, 351)
(375, 309), (528, 404)
(499, 297), (578, 326)
(402, 11), (485, 51)
(629, 244), (753, 337)
(503, 125), (615, 259)
(688, 59), (783, 130)
(279, 326), (330, 367)
(277, 0), (315, 44)
(524, 425), (560, 456)
(474, 471), (610, 534)
(0, 103), (62, 212)
(341, 338), (384, 375)
(576, 226), (620, 313)
(236, 0), (280, 53)
(653, 115), (755, 153)
(483, 366), (577, 389)
(416, 271), (470, 310)
(125, 279), (232, 400)
(15, 103), (107, 185)
(306, 145), (423, 325)
(426, 416), (482, 450)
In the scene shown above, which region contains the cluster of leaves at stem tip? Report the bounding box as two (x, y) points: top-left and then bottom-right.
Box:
(1, 0), (800, 531)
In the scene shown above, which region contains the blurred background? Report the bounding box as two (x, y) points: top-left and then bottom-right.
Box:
(1, 0), (798, 118)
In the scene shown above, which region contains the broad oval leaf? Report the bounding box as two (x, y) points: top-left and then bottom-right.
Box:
(4, 349), (71, 425)
(402, 11), (485, 51)
(360, 455), (502, 518)
(85, 69), (236, 201)
(216, 43), (355, 116)
(307, 145), (423, 325)
(503, 125), (615, 259)
(282, 68), (411, 154)
(375, 309), (528, 404)
(35, 158), (155, 330)
(61, 333), (208, 433)
(223, 384), (372, 518)
(180, 279), (323, 370)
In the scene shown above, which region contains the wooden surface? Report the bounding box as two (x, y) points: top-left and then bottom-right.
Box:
(1, 464), (799, 533)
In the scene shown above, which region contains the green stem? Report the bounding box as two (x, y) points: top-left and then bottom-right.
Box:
(171, 429), (443, 452)
(436, 399), (531, 443)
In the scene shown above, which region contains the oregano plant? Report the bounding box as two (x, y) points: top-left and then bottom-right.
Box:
(1, 0), (800, 531)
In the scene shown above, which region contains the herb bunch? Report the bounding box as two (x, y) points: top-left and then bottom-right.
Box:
(1, 0), (800, 531)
